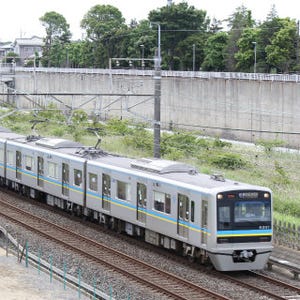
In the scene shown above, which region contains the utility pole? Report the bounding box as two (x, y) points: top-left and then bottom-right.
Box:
(151, 22), (161, 158)
(252, 41), (257, 73)
(192, 44), (195, 71)
(297, 21), (299, 66)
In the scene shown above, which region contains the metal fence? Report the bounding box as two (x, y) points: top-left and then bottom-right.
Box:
(273, 219), (300, 250)
(14, 66), (300, 83)
(0, 63), (14, 74)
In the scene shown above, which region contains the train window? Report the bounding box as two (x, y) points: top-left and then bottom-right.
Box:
(154, 191), (171, 214)
(234, 201), (271, 222)
(102, 174), (111, 195)
(218, 206), (231, 229)
(37, 156), (44, 187)
(201, 201), (208, 244)
(178, 194), (189, 221)
(137, 182), (147, 222)
(0, 148), (3, 162)
(191, 201), (195, 222)
(25, 155), (33, 171)
(117, 180), (131, 201)
(7, 150), (14, 165)
(137, 183), (147, 207)
(88, 173), (98, 191)
(16, 151), (22, 179)
(48, 162), (58, 179)
(74, 169), (82, 187)
(165, 194), (171, 213)
(102, 174), (111, 210)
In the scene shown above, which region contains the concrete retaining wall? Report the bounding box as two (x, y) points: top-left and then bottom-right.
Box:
(11, 69), (300, 148)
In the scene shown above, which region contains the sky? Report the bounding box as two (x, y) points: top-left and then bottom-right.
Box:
(1, 0), (300, 42)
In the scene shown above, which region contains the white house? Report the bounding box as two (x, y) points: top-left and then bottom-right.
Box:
(13, 36), (44, 65)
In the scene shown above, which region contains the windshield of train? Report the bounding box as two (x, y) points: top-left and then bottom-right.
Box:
(217, 191), (271, 230)
(234, 200), (270, 222)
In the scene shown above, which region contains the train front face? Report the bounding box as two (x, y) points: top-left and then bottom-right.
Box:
(210, 190), (273, 271)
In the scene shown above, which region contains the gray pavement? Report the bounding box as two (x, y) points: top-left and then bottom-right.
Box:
(0, 248), (89, 300)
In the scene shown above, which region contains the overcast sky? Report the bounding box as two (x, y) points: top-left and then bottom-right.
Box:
(1, 0), (299, 42)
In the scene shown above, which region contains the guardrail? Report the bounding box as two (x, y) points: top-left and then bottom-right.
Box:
(267, 256), (300, 280)
(15, 67), (300, 83)
(273, 219), (300, 250)
(0, 226), (113, 300)
(0, 63), (14, 74)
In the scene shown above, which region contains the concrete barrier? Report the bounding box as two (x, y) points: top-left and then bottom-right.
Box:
(10, 69), (300, 149)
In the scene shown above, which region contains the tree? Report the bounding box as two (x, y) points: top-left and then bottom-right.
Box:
(118, 19), (156, 69)
(202, 32), (228, 71)
(149, 1), (210, 70)
(40, 11), (71, 67)
(225, 5), (255, 71)
(265, 18), (298, 73)
(234, 28), (260, 72)
(40, 11), (71, 44)
(80, 4), (127, 67)
(3, 51), (19, 64)
(256, 5), (281, 72)
(176, 34), (206, 70)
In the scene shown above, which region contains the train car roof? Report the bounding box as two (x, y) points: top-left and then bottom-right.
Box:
(1, 132), (84, 156)
(0, 131), (25, 140)
(88, 155), (260, 191)
(35, 138), (83, 150)
(0, 126), (12, 133)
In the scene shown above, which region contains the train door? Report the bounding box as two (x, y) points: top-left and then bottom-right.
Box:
(201, 200), (208, 245)
(16, 150), (22, 180)
(37, 156), (44, 187)
(62, 163), (69, 197)
(102, 173), (111, 211)
(137, 182), (147, 223)
(177, 193), (189, 238)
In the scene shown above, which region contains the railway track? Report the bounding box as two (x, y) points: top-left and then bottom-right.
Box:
(0, 196), (229, 300)
(1, 191), (299, 300)
(223, 271), (300, 299)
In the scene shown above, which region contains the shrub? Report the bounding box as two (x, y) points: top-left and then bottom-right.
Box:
(212, 137), (232, 149)
(209, 152), (248, 170)
(272, 161), (290, 185)
(255, 138), (285, 154)
(106, 119), (132, 136)
(123, 125), (153, 153)
(71, 109), (88, 124)
(50, 127), (65, 137)
(161, 132), (202, 157)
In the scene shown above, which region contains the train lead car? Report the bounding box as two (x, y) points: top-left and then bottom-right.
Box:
(0, 127), (273, 271)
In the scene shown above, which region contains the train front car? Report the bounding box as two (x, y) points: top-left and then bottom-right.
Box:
(209, 189), (273, 271)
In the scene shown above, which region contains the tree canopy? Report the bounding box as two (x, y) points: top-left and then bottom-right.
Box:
(40, 11), (71, 67)
(34, 3), (300, 73)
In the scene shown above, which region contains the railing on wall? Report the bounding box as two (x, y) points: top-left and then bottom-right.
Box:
(15, 67), (300, 82)
(273, 219), (300, 250)
(0, 63), (14, 75)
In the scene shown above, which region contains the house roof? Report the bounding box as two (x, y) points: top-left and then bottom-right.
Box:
(14, 36), (44, 47)
(0, 42), (13, 50)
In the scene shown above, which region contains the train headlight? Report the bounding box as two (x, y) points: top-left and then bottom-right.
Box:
(264, 193), (270, 198)
(217, 194), (223, 200)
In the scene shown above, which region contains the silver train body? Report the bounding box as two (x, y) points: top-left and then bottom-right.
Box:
(0, 127), (273, 271)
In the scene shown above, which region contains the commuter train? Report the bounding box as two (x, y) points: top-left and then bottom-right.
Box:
(0, 127), (273, 271)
